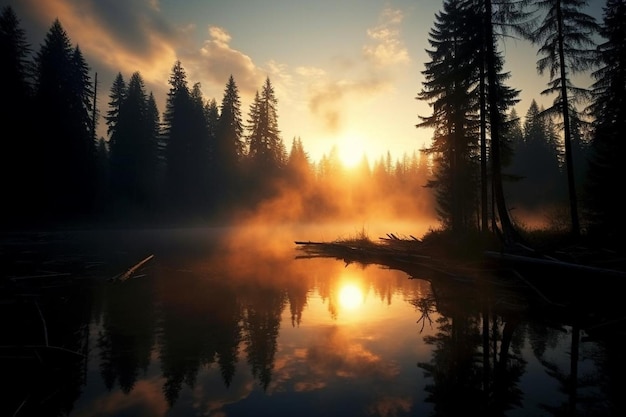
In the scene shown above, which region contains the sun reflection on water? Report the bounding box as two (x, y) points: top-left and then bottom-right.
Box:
(338, 283), (364, 310)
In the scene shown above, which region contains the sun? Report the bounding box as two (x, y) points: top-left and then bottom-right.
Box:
(338, 283), (364, 310)
(338, 133), (366, 169)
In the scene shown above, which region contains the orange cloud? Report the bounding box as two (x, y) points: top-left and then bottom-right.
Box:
(305, 7), (409, 135)
(79, 377), (168, 416)
(21, 0), (180, 87)
(306, 326), (400, 380)
(186, 25), (264, 97)
(308, 77), (391, 133)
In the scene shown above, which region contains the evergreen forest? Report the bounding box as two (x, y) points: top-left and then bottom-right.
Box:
(1, 1), (624, 250)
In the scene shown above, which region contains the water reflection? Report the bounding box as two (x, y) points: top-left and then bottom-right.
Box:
(2, 226), (624, 416)
(338, 282), (364, 311)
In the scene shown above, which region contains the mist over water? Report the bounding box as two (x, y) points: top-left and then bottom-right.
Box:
(3, 220), (621, 417)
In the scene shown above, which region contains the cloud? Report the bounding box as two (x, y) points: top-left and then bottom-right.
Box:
(182, 25), (264, 98)
(305, 326), (400, 380)
(183, 30), (299, 120)
(308, 77), (390, 133)
(13, 0), (276, 126)
(363, 7), (410, 66)
(81, 377), (169, 416)
(305, 7), (410, 134)
(208, 26), (231, 45)
(295, 66), (326, 78)
(18, 0), (181, 87)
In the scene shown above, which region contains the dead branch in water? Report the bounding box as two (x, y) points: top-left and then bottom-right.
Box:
(110, 254), (155, 282)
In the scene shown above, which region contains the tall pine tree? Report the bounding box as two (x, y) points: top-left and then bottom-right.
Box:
(163, 60), (193, 209)
(530, 0), (599, 235)
(0, 6), (34, 223)
(108, 72), (159, 211)
(215, 75), (244, 202)
(247, 77), (285, 175)
(33, 19), (97, 221)
(585, 0), (626, 240)
(418, 0), (481, 233)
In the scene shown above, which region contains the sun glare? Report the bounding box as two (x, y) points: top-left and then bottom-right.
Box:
(338, 134), (366, 169)
(338, 283), (364, 310)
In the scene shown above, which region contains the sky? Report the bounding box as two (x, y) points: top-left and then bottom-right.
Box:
(1, 0), (604, 167)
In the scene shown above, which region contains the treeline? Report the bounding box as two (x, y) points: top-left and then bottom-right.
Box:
(417, 0), (625, 242)
(0, 6), (435, 229)
(4, 2), (623, 240)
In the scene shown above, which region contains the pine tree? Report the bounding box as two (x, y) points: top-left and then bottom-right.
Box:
(585, 0), (626, 239)
(530, 0), (599, 235)
(146, 92), (162, 203)
(33, 19), (96, 220)
(503, 108), (524, 168)
(481, 0), (532, 244)
(188, 82), (211, 208)
(247, 77), (285, 175)
(417, 0), (481, 232)
(417, 0), (526, 236)
(0, 6), (34, 222)
(163, 60), (193, 207)
(106, 72), (127, 139)
(69, 45), (98, 202)
(110, 72), (141, 204)
(215, 75), (244, 201)
(0, 5), (31, 119)
(204, 97), (220, 207)
(286, 136), (312, 185)
(507, 99), (563, 211)
(467, 0), (527, 234)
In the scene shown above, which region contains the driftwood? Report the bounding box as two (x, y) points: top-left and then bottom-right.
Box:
(295, 238), (626, 303)
(110, 254), (155, 282)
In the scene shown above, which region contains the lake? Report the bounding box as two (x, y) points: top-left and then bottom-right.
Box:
(2, 224), (624, 417)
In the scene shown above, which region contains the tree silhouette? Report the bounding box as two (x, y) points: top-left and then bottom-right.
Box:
(418, 0), (481, 233)
(108, 72), (160, 211)
(0, 6), (34, 224)
(507, 99), (564, 212)
(215, 74), (244, 203)
(106, 72), (126, 139)
(481, 0), (532, 245)
(98, 279), (156, 394)
(585, 0), (626, 239)
(247, 77), (286, 174)
(529, 0), (599, 236)
(33, 19), (97, 221)
(187, 82), (212, 210)
(474, 1), (526, 235)
(163, 60), (206, 212)
(242, 285), (287, 390)
(285, 136), (313, 190)
(204, 97), (220, 210)
(418, 1), (521, 234)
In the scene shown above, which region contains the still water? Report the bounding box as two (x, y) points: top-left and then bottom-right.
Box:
(3, 224), (624, 416)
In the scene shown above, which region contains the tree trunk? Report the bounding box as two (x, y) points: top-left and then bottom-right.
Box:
(556, 0), (580, 236)
(484, 0), (519, 245)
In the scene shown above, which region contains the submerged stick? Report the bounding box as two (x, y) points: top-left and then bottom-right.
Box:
(111, 254), (155, 282)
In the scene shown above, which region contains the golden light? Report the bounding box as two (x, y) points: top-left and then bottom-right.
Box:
(338, 283), (364, 310)
(338, 133), (366, 169)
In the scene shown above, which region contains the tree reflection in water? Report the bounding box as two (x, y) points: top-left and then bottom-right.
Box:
(2, 227), (625, 417)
